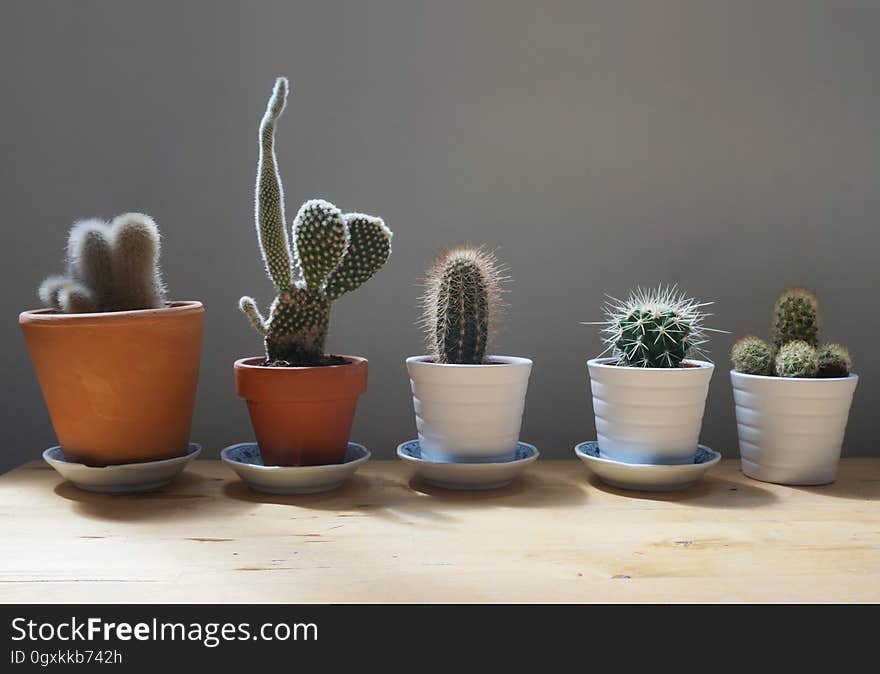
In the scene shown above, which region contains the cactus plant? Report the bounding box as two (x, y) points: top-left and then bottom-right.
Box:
(239, 77), (392, 366)
(816, 343), (852, 378)
(730, 335), (774, 376)
(594, 285), (716, 368)
(38, 213), (165, 313)
(732, 288), (853, 379)
(420, 247), (505, 365)
(772, 288), (820, 348)
(775, 340), (818, 378)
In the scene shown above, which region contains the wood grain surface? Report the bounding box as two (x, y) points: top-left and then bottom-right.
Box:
(1, 459), (877, 603)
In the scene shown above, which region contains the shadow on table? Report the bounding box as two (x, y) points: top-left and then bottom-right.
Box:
(52, 472), (232, 522)
(222, 474), (457, 524)
(585, 473), (779, 508)
(222, 466), (589, 523)
(788, 478), (880, 501)
(406, 471), (589, 508)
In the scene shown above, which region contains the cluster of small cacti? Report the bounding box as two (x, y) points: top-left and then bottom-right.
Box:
(38, 213), (165, 313)
(593, 285), (715, 368)
(730, 288), (852, 378)
(239, 78), (392, 366)
(420, 247), (505, 364)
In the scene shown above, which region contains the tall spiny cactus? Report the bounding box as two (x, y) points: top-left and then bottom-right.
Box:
(38, 213), (165, 313)
(420, 247), (505, 365)
(239, 77), (392, 365)
(594, 285), (716, 368)
(772, 288), (820, 348)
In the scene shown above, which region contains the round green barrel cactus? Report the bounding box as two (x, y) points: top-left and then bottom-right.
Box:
(772, 288), (820, 348)
(239, 77), (392, 366)
(38, 213), (165, 313)
(596, 286), (715, 368)
(421, 247), (504, 364)
(774, 340), (818, 378)
(731, 335), (774, 375)
(816, 343), (852, 378)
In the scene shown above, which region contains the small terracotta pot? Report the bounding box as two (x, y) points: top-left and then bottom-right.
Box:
(234, 355), (368, 466)
(19, 301), (204, 466)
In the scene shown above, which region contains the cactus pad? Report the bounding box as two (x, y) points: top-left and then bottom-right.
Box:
(293, 199), (348, 290)
(325, 214), (392, 301)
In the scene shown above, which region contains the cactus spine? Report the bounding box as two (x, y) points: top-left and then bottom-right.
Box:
(775, 340), (818, 378)
(421, 247), (504, 365)
(772, 288), (819, 348)
(730, 335), (774, 376)
(596, 285), (715, 368)
(38, 214), (166, 313)
(240, 77), (392, 365)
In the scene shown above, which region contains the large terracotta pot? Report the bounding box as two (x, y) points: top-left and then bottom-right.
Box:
(234, 355), (368, 466)
(19, 301), (204, 466)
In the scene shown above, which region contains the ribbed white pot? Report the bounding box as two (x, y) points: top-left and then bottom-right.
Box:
(730, 370), (858, 485)
(406, 355), (532, 462)
(587, 358), (714, 465)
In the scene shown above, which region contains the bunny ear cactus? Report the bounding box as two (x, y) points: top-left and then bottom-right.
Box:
(421, 247), (505, 365)
(595, 285), (715, 368)
(38, 214), (165, 313)
(239, 77), (392, 366)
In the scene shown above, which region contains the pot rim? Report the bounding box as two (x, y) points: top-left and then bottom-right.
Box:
(406, 354), (532, 368)
(729, 369), (858, 383)
(587, 356), (714, 371)
(19, 300), (204, 327)
(235, 354), (368, 372)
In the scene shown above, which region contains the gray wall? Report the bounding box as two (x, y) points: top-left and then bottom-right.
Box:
(2, 0), (878, 473)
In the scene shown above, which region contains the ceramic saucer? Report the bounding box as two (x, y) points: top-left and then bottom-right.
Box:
(221, 442), (370, 494)
(574, 441), (721, 492)
(43, 443), (202, 493)
(397, 440), (538, 490)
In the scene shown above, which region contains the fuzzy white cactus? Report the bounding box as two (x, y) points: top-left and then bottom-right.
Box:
(39, 213), (166, 313)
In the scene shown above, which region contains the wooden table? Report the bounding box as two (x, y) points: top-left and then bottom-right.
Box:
(0, 459), (877, 603)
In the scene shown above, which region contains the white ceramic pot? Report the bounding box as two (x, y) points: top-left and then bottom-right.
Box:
(730, 370), (858, 485)
(406, 355), (532, 462)
(587, 358), (714, 465)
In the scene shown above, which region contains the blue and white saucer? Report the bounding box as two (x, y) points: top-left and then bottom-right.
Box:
(574, 441), (721, 492)
(43, 443), (202, 493)
(221, 442), (370, 494)
(397, 440), (539, 490)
